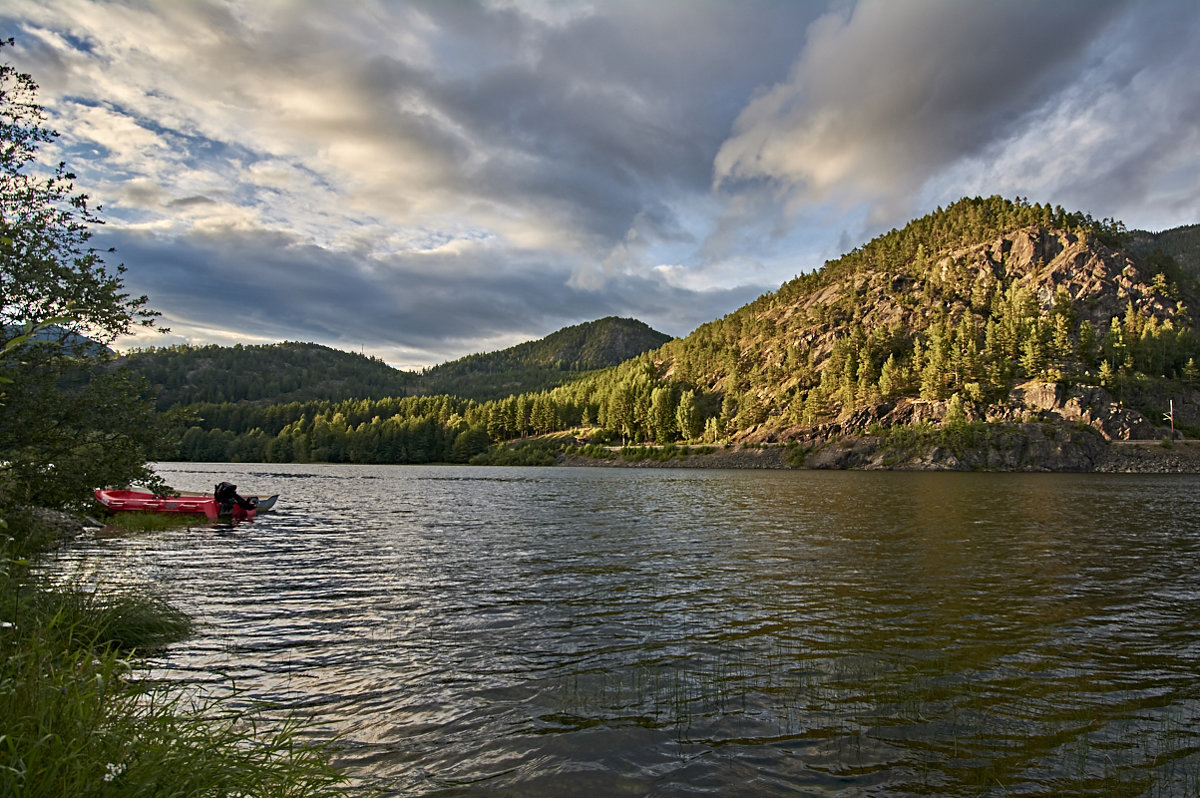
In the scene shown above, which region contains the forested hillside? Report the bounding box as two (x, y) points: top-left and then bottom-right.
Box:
(643, 197), (1198, 436)
(162, 197), (1200, 468)
(419, 317), (672, 400)
(123, 342), (419, 409)
(1128, 224), (1200, 282)
(128, 317), (670, 409)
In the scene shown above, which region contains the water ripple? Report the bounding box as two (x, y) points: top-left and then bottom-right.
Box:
(53, 464), (1200, 796)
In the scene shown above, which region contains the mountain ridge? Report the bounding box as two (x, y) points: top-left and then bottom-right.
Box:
(508, 198), (1198, 461)
(419, 316), (672, 400)
(607, 196), (1200, 466)
(124, 316), (671, 408)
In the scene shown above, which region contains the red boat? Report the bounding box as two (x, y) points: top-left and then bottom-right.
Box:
(94, 489), (272, 521)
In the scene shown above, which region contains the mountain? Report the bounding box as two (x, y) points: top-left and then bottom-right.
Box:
(418, 316), (672, 400)
(4, 324), (114, 357)
(1127, 223), (1200, 285)
(122, 341), (419, 409)
(562, 196), (1200, 468)
(125, 317), (671, 409)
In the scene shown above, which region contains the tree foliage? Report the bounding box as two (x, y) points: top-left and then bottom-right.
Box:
(124, 341), (419, 409)
(0, 41), (156, 349)
(0, 41), (163, 509)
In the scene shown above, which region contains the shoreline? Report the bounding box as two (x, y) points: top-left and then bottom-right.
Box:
(555, 439), (1200, 473)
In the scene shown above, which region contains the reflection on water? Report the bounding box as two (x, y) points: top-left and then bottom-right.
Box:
(52, 464), (1200, 796)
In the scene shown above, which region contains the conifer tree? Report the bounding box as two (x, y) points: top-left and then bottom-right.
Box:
(1076, 320), (1099, 371)
(878, 353), (898, 398)
(649, 386), (677, 442)
(675, 389), (701, 440)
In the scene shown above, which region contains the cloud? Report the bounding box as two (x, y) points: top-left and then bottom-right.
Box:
(713, 0), (1130, 223)
(102, 222), (755, 368)
(13, 1), (809, 262)
(939, 2), (1200, 230)
(3, 0), (1199, 369)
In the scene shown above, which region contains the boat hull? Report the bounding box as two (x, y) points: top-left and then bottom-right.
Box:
(93, 489), (270, 521)
(173, 490), (278, 513)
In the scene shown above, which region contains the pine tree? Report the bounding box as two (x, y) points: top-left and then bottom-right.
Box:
(1183, 357), (1200, 387)
(1020, 319), (1050, 378)
(649, 386), (678, 443)
(944, 392), (967, 426)
(920, 327), (949, 400)
(1103, 317), (1125, 372)
(675, 389), (701, 440)
(878, 353), (898, 398)
(1076, 320), (1099, 371)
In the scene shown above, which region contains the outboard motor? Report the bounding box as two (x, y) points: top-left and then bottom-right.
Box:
(214, 481), (255, 515)
(214, 481), (236, 515)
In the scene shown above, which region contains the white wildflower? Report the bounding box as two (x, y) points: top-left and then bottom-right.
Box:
(103, 762), (125, 782)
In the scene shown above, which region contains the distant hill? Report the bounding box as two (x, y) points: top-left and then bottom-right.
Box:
(418, 316), (673, 401)
(1128, 224), (1200, 287)
(122, 341), (419, 409)
(3, 324), (113, 357)
(1155, 224), (1200, 272)
(125, 317), (672, 408)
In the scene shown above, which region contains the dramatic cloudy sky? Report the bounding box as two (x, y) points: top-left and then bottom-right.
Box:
(3, 1), (1198, 369)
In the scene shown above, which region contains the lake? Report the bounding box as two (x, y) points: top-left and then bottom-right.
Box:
(56, 463), (1200, 796)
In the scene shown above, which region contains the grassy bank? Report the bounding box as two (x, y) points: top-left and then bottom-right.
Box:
(1, 510), (347, 797)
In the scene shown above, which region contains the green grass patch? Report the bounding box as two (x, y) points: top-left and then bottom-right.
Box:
(619, 443), (688, 462)
(569, 443), (617, 460)
(784, 441), (811, 468)
(868, 420), (1004, 464)
(470, 440), (558, 466)
(101, 511), (209, 533)
(1, 635), (346, 797)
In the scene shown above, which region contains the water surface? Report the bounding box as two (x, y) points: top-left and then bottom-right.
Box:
(57, 464), (1200, 796)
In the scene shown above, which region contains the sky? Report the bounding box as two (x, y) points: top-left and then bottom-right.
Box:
(2, 0), (1199, 370)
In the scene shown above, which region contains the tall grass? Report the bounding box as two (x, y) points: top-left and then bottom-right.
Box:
(1, 513), (348, 797)
(101, 510), (211, 534)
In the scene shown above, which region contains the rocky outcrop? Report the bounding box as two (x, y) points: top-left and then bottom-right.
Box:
(740, 226), (1187, 392)
(793, 421), (1110, 472)
(757, 380), (1170, 445)
(751, 379), (1184, 471)
(998, 381), (1160, 440)
(952, 228), (1183, 330)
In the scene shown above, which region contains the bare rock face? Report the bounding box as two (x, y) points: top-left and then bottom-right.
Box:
(952, 228), (1182, 329)
(1006, 381), (1158, 440)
